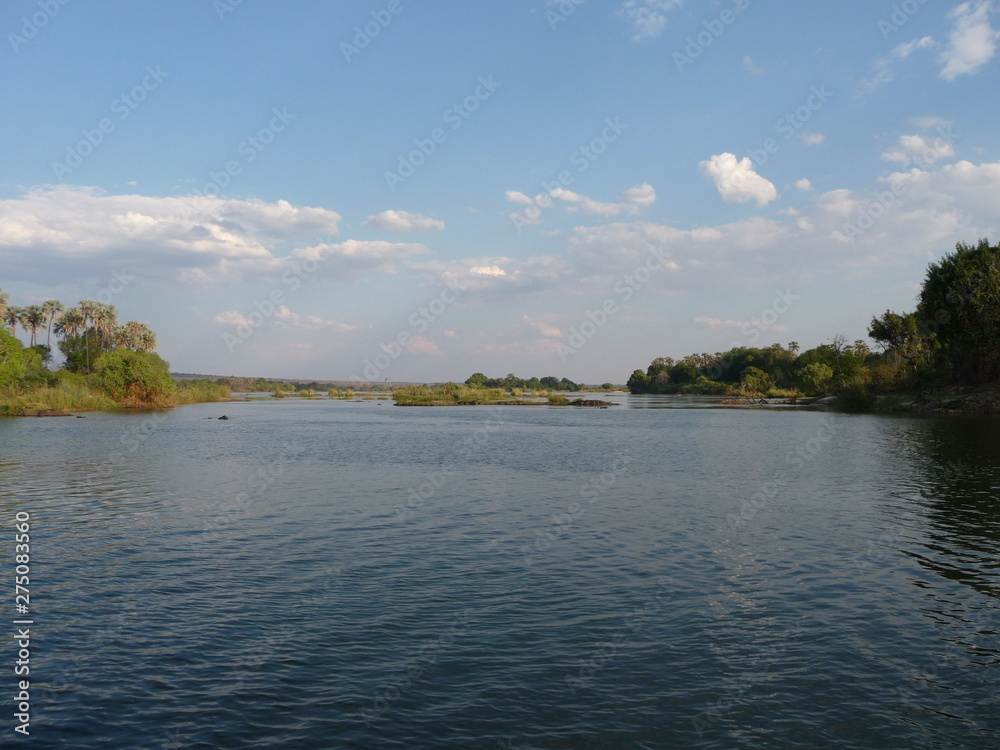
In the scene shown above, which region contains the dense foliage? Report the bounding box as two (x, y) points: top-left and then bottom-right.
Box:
(629, 239), (1000, 404)
(626, 341), (869, 397)
(0, 289), (218, 412)
(464, 372), (584, 391)
(0, 328), (40, 388)
(93, 350), (176, 406)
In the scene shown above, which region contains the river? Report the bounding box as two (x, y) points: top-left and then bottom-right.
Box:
(1, 396), (998, 748)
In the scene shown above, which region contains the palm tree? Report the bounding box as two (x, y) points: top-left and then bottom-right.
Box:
(0, 288), (8, 324)
(92, 303), (118, 350)
(136, 325), (157, 353)
(41, 300), (64, 348)
(78, 300), (99, 334)
(54, 307), (86, 338)
(3, 305), (20, 336)
(113, 321), (140, 350)
(113, 321), (158, 353)
(76, 300), (101, 374)
(19, 305), (45, 347)
(28, 305), (46, 347)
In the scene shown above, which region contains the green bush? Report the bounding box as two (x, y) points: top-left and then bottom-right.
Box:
(93, 350), (175, 406)
(0, 329), (31, 387)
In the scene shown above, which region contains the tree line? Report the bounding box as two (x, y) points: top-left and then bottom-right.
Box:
(627, 239), (1000, 407)
(464, 373), (616, 392)
(0, 290), (176, 408)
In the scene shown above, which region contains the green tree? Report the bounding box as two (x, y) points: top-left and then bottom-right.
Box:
(740, 366), (774, 394)
(799, 363), (833, 395)
(93, 349), (175, 406)
(627, 369), (650, 393)
(465, 372), (488, 388)
(114, 321), (157, 352)
(41, 300), (64, 348)
(916, 238), (1000, 383)
(0, 328), (32, 387)
(868, 310), (925, 364)
(3, 305), (19, 336)
(58, 330), (106, 374)
(20, 305), (45, 347)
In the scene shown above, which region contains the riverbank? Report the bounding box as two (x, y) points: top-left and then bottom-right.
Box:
(0, 380), (232, 417)
(866, 385), (1000, 415)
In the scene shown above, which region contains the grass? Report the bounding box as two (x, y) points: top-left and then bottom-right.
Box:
(393, 385), (519, 405)
(1, 378), (232, 416)
(173, 381), (232, 405)
(764, 387), (802, 398)
(0, 382), (118, 416)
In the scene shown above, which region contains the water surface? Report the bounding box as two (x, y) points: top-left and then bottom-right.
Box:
(2, 398), (998, 748)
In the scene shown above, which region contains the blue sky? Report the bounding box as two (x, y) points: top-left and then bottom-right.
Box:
(1, 0), (998, 383)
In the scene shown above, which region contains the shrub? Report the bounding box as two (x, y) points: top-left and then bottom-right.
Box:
(93, 350), (175, 407)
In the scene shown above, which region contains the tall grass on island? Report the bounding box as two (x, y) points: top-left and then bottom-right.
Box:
(0, 379), (118, 416)
(172, 379), (232, 406)
(0, 374), (231, 416)
(392, 384), (575, 406)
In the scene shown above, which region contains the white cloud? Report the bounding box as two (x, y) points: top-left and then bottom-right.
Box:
(795, 179), (815, 192)
(940, 0), (999, 80)
(407, 335), (441, 355)
(861, 36), (935, 93)
(881, 134), (956, 166)
(505, 190), (536, 205)
(0, 186), (362, 284)
(364, 210), (445, 233)
(506, 183), (656, 226)
(214, 305), (356, 332)
(470, 265), (507, 276)
(803, 133), (826, 145)
(214, 311), (251, 326)
(523, 316), (562, 338)
(743, 56), (764, 74)
(273, 305), (357, 331)
(699, 153), (779, 207)
(549, 184), (656, 217)
(621, 182), (657, 207)
(617, 0), (683, 41)
(694, 317), (743, 329)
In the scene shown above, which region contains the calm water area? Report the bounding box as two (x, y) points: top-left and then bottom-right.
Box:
(1, 395), (998, 748)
